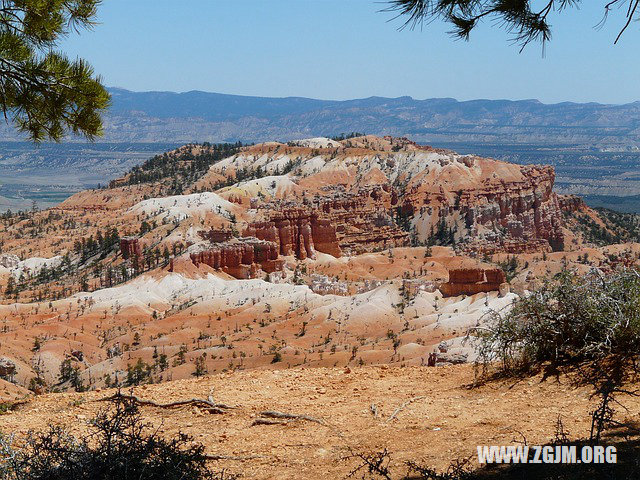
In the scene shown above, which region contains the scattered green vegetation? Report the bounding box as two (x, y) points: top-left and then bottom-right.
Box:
(329, 132), (366, 141)
(73, 228), (120, 262)
(426, 218), (456, 247)
(569, 208), (640, 246)
(496, 256), (519, 282)
(115, 142), (243, 192)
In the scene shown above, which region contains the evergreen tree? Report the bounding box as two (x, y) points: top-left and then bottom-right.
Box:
(0, 0), (109, 141)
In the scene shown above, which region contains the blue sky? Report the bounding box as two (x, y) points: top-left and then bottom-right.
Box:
(60, 0), (640, 104)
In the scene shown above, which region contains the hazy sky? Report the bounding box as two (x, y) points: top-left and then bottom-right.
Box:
(60, 0), (640, 104)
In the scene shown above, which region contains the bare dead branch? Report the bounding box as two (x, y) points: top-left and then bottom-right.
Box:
(251, 410), (326, 426)
(386, 396), (426, 422)
(250, 418), (288, 426)
(97, 392), (235, 414)
(203, 454), (264, 461)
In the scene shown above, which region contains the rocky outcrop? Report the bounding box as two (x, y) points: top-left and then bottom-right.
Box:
(246, 185), (410, 258)
(313, 186), (408, 255)
(245, 209), (339, 259)
(208, 137), (600, 256)
(0, 254), (19, 269)
(416, 165), (567, 254)
(439, 267), (506, 297)
(0, 358), (16, 380)
(244, 157), (564, 256)
(120, 237), (142, 259)
(436, 352), (468, 365)
(461, 239), (552, 256)
(465, 166), (565, 252)
(558, 194), (587, 213)
(190, 238), (283, 279)
(199, 229), (233, 243)
(310, 218), (342, 257)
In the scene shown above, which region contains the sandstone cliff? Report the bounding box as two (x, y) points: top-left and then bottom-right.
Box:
(189, 238), (283, 279)
(201, 137), (573, 255)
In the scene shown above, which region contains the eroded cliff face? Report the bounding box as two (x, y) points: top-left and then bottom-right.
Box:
(244, 185), (409, 259)
(189, 238), (283, 279)
(439, 268), (507, 297)
(447, 165), (566, 254)
(205, 139), (570, 256)
(244, 210), (318, 260)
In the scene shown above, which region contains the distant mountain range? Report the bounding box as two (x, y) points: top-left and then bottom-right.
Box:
(3, 88), (640, 213)
(1, 87), (639, 147)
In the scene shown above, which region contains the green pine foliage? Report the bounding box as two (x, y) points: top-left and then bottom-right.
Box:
(73, 227), (120, 262)
(329, 132), (366, 141)
(0, 0), (109, 141)
(119, 142), (243, 189)
(568, 208), (640, 246)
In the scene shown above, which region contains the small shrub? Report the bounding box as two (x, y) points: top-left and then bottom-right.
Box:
(1, 395), (235, 480)
(476, 269), (640, 375)
(476, 268), (640, 441)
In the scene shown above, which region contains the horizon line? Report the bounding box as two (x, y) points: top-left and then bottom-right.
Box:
(107, 86), (640, 108)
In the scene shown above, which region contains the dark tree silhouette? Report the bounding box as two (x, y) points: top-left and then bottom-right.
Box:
(386, 1), (639, 49)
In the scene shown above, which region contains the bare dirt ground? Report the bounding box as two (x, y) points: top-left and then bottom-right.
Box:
(2, 364), (637, 479)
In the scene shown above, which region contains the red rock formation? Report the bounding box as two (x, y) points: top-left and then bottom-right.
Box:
(408, 165), (567, 254)
(250, 239), (284, 273)
(120, 237), (142, 259)
(558, 194), (587, 213)
(315, 189), (408, 254)
(273, 215), (315, 259)
(468, 166), (564, 251)
(246, 185), (410, 258)
(448, 269), (485, 284)
(310, 218), (342, 257)
(440, 267), (506, 297)
(461, 239), (551, 256)
(245, 209), (339, 259)
(199, 228), (233, 243)
(234, 140), (577, 257)
(190, 238), (283, 279)
(484, 268), (507, 284)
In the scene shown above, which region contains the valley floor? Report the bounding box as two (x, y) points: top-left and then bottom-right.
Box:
(1, 364), (636, 479)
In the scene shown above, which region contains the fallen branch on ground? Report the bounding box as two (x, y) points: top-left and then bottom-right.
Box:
(251, 410), (325, 426)
(386, 396), (426, 423)
(97, 392), (235, 414)
(204, 454), (264, 461)
(250, 418), (288, 426)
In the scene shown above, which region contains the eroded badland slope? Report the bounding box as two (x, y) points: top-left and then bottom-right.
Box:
(0, 136), (639, 399)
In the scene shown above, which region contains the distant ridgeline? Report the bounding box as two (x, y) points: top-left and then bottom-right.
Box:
(109, 142), (244, 195)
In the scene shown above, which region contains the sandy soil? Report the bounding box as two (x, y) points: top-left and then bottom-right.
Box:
(2, 364), (636, 479)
